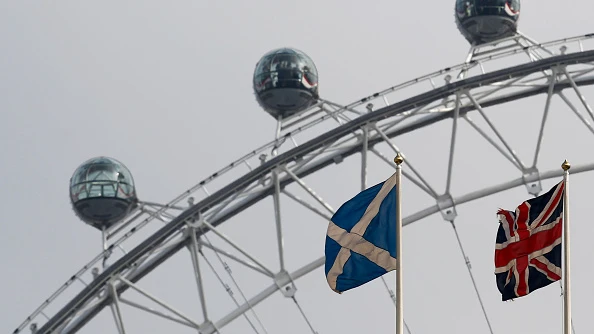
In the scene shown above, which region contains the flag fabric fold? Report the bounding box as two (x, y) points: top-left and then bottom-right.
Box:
(495, 181), (564, 301)
(324, 172), (398, 294)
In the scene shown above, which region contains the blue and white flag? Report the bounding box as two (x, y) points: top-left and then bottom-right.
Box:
(324, 172), (398, 294)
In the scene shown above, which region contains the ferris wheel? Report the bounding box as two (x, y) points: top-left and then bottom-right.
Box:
(14, 1), (594, 333)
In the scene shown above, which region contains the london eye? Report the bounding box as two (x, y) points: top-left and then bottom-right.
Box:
(5, 1), (594, 333)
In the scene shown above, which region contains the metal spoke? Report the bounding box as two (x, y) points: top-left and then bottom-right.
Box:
(119, 297), (195, 328)
(282, 167), (335, 214)
(282, 190), (333, 221)
(532, 68), (558, 168)
(445, 92), (461, 194)
(198, 241), (272, 277)
(109, 283), (127, 334)
(199, 243), (266, 334)
(463, 115), (521, 169)
(466, 92), (527, 170)
(272, 169), (286, 272)
(188, 226), (210, 323)
(117, 276), (200, 328)
(201, 220), (275, 277)
(371, 124), (439, 197)
(109, 304), (126, 334)
(562, 67), (594, 123)
(370, 148), (435, 197)
(558, 91), (594, 134)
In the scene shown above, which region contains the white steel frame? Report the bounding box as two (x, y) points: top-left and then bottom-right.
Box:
(15, 33), (594, 334)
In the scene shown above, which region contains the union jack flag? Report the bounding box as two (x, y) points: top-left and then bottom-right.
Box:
(494, 181), (564, 301)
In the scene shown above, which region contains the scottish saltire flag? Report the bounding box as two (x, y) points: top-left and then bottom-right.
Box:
(495, 181), (564, 301)
(325, 172), (397, 294)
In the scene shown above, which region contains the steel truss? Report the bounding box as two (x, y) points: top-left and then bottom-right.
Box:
(15, 33), (594, 334)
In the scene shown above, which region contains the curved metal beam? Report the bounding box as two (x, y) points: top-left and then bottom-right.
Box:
(136, 163), (594, 332)
(209, 163), (594, 330)
(34, 49), (594, 334)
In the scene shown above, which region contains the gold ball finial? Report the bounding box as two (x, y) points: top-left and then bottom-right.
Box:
(394, 153), (404, 165)
(561, 160), (571, 171)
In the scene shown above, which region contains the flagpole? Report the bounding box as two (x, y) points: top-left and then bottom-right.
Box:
(561, 160), (571, 334)
(394, 153), (404, 334)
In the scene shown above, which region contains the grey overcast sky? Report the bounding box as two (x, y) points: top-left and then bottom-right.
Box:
(3, 1), (594, 333)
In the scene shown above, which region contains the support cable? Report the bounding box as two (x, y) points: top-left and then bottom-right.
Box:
(200, 235), (268, 334)
(379, 277), (413, 334)
(198, 250), (258, 333)
(291, 295), (319, 334)
(449, 221), (494, 334)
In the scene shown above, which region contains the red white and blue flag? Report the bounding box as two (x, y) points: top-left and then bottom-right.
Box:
(494, 181), (564, 301)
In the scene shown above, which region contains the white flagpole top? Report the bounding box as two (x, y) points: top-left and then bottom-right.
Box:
(562, 160), (571, 171)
